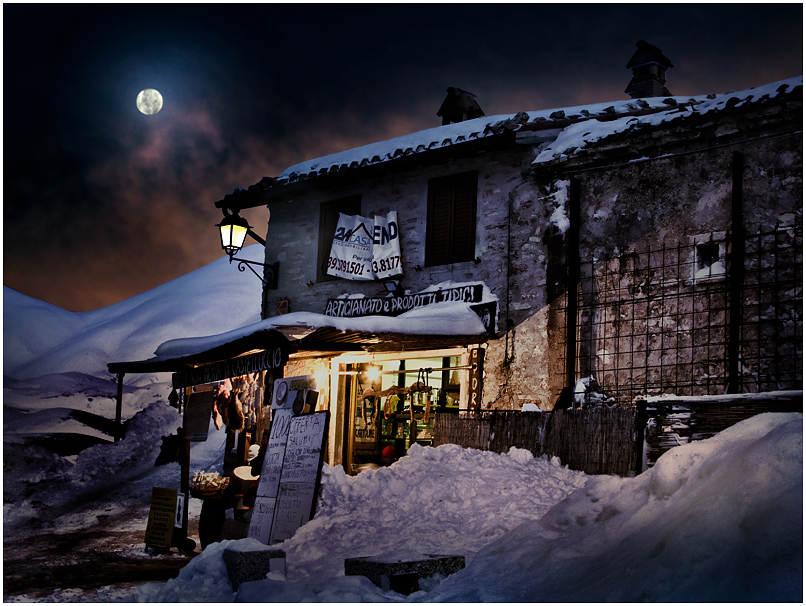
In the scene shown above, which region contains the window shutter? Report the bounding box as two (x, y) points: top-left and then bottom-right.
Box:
(426, 171), (477, 266)
(450, 173), (477, 263)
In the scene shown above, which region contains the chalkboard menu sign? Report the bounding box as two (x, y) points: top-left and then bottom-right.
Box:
(248, 410), (329, 544)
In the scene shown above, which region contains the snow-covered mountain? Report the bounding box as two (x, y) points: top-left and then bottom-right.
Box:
(4, 245), (265, 382)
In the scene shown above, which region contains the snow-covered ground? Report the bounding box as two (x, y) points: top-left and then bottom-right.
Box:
(133, 413), (802, 603)
(4, 245), (802, 602)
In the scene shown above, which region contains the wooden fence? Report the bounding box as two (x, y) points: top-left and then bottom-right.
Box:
(433, 408), (643, 477)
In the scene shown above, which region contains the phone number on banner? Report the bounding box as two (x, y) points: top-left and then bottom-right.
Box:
(328, 257), (369, 277)
(372, 255), (401, 274)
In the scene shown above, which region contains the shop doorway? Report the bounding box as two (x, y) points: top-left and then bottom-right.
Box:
(339, 351), (467, 474)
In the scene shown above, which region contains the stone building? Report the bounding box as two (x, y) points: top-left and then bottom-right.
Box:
(218, 73), (801, 411)
(116, 46), (802, 473)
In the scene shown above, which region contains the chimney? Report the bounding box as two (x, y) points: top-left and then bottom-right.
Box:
(437, 87), (485, 125)
(625, 40), (673, 99)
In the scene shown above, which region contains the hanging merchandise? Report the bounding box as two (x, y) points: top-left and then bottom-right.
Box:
(222, 377), (246, 433)
(383, 394), (396, 419)
(212, 378), (233, 430)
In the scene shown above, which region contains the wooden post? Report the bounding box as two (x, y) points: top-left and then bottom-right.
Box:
(728, 151), (745, 394)
(566, 178), (581, 392)
(176, 426), (191, 552)
(634, 401), (648, 475)
(115, 372), (125, 442)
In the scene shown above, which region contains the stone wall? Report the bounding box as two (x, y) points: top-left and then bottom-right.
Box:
(256, 109), (801, 413)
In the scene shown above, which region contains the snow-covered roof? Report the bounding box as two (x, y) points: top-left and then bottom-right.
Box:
(253, 76), (802, 190)
(533, 76), (803, 165)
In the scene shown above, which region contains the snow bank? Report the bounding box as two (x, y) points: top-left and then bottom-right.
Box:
(129, 413), (801, 602)
(3, 400), (182, 529)
(431, 412), (803, 602)
(131, 444), (587, 602)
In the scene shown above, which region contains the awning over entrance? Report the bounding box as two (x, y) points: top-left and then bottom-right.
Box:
(107, 303), (489, 376)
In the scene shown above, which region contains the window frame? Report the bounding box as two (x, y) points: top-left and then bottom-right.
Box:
(689, 231), (727, 284)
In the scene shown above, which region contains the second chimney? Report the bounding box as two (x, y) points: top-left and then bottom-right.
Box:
(437, 87), (485, 125)
(625, 40), (673, 99)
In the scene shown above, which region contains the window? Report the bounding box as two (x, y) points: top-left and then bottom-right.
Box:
(317, 195), (361, 282)
(425, 171), (478, 267)
(690, 232), (726, 283)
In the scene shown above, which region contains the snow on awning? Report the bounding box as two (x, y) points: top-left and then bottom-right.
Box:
(108, 302), (488, 376)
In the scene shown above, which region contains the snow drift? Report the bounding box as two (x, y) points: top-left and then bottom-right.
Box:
(132, 413), (803, 603)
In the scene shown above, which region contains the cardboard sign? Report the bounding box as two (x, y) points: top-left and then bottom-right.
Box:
(184, 391), (215, 441)
(144, 487), (178, 548)
(255, 409), (294, 499)
(270, 483), (318, 543)
(248, 411), (329, 545)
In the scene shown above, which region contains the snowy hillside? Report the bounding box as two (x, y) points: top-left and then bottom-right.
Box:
(4, 245), (265, 383)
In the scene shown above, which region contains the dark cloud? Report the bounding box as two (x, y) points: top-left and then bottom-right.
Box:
(3, 4), (802, 311)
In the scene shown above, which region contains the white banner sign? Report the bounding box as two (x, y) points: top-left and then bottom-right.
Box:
(326, 211), (402, 280)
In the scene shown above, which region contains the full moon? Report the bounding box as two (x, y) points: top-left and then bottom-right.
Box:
(136, 89), (163, 115)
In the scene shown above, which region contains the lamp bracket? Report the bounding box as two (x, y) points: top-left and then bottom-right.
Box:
(231, 257), (279, 289)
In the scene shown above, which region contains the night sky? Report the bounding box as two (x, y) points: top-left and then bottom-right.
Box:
(4, 4), (802, 312)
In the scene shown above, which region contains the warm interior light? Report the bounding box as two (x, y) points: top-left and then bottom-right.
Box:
(217, 214), (251, 257)
(365, 365), (382, 383)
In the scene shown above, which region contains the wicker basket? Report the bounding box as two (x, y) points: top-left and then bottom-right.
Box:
(189, 477), (229, 499)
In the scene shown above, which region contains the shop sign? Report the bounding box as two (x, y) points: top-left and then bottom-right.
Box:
(183, 391), (216, 441)
(272, 375), (318, 411)
(326, 211), (402, 281)
(324, 284), (483, 318)
(144, 487), (179, 548)
(467, 347), (485, 411)
(172, 343), (288, 389)
(324, 284), (496, 336)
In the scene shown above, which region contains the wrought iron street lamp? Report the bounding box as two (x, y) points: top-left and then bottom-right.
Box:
(216, 209), (279, 289)
(217, 213), (251, 257)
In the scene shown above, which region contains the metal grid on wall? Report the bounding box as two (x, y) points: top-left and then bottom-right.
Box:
(564, 225), (802, 405)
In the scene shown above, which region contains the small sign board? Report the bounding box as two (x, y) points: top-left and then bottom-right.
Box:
(248, 411), (329, 545)
(467, 348), (485, 411)
(184, 391), (215, 441)
(272, 375), (318, 410)
(144, 487), (178, 548)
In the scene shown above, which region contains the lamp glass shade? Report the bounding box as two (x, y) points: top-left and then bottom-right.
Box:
(217, 215), (250, 256)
